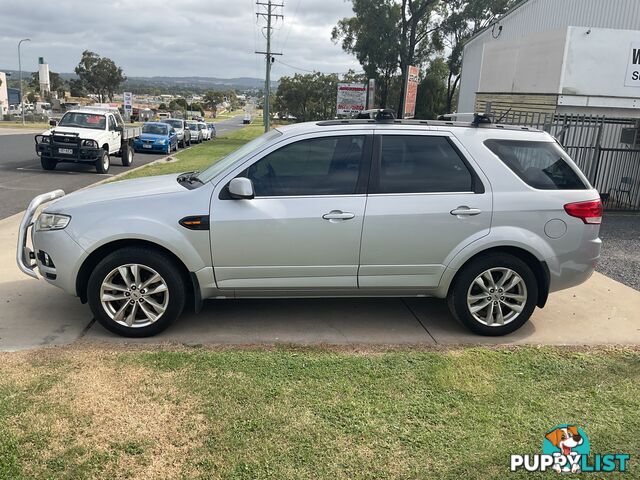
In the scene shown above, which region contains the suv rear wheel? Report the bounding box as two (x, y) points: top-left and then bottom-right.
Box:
(87, 247), (186, 337)
(448, 253), (538, 336)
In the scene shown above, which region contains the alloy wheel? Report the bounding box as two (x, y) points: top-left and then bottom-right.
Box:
(466, 268), (527, 326)
(100, 263), (169, 328)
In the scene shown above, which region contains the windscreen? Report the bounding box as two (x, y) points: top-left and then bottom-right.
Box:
(142, 124), (169, 135)
(198, 129), (282, 182)
(58, 112), (106, 129)
(163, 119), (182, 128)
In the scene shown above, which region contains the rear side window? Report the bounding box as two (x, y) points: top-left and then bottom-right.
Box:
(485, 140), (587, 190)
(375, 135), (474, 193)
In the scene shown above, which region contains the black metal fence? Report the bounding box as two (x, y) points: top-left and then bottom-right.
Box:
(490, 110), (640, 211)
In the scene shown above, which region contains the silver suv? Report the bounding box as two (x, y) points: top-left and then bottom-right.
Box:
(18, 115), (602, 337)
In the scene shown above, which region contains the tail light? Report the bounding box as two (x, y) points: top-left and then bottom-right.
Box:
(564, 199), (603, 224)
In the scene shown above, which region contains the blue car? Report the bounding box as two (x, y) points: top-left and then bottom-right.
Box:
(133, 122), (178, 154)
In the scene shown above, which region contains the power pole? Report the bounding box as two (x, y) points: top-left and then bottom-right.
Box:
(255, 1), (283, 132)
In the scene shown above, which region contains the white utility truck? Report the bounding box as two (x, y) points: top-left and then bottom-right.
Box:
(35, 106), (141, 174)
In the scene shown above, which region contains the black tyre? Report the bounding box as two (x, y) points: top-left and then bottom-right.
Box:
(447, 253), (538, 336)
(121, 143), (134, 167)
(95, 150), (110, 174)
(87, 247), (186, 337)
(41, 156), (57, 170)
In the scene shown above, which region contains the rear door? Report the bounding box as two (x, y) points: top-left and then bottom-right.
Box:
(358, 131), (492, 289)
(210, 131), (373, 290)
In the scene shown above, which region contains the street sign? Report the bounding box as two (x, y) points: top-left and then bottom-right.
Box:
(403, 66), (419, 119)
(337, 83), (367, 116)
(123, 91), (133, 117)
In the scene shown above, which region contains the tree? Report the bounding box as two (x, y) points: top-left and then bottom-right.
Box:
(332, 0), (400, 108)
(74, 50), (126, 102)
(435, 0), (517, 112)
(158, 103), (168, 110)
(414, 57), (449, 119)
(203, 90), (225, 112)
(69, 78), (87, 98)
(333, 0), (439, 116)
(169, 98), (188, 111)
(275, 72), (340, 122)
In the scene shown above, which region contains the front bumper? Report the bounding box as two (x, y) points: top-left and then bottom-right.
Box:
(17, 190), (87, 295)
(134, 140), (168, 152)
(35, 134), (102, 162)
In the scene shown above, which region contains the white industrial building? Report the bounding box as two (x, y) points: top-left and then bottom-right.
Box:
(458, 0), (640, 118)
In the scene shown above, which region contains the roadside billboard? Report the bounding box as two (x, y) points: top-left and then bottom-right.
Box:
(403, 66), (419, 119)
(337, 83), (367, 116)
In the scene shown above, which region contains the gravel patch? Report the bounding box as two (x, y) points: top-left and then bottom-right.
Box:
(596, 213), (640, 291)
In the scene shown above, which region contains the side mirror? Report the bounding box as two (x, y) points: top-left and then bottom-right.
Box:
(49, 119), (57, 126)
(228, 177), (255, 199)
(171, 128), (176, 135)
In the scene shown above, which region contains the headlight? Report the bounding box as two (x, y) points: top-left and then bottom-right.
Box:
(40, 136), (51, 144)
(157, 139), (167, 145)
(35, 213), (71, 231)
(81, 139), (98, 148)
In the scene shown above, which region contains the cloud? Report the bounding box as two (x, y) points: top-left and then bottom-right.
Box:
(0, 0), (361, 79)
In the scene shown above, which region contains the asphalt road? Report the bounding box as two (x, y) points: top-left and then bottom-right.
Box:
(0, 116), (245, 220)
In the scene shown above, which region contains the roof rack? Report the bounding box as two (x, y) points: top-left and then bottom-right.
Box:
(354, 108), (396, 121)
(316, 116), (540, 132)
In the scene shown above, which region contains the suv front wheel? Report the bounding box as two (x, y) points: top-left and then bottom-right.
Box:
(448, 253), (538, 336)
(87, 247), (186, 337)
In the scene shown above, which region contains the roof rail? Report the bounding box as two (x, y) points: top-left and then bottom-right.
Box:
(315, 117), (540, 132)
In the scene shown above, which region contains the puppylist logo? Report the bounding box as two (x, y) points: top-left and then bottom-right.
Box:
(510, 424), (630, 473)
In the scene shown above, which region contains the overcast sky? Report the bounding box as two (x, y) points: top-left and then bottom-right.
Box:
(0, 0), (361, 79)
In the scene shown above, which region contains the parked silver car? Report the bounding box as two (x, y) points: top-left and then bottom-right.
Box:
(18, 115), (602, 337)
(161, 118), (191, 148)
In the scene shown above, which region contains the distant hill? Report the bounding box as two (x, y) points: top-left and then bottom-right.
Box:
(0, 69), (277, 92)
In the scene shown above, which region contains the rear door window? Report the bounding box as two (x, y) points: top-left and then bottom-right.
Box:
(485, 139), (588, 190)
(373, 135), (475, 194)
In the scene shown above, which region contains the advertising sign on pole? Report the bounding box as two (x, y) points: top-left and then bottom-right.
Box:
(336, 83), (367, 116)
(367, 78), (376, 109)
(123, 91), (133, 120)
(402, 66), (419, 119)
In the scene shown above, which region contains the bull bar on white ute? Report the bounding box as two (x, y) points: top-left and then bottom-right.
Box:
(17, 189), (65, 279)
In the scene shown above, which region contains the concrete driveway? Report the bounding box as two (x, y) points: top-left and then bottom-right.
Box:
(2, 210), (639, 351)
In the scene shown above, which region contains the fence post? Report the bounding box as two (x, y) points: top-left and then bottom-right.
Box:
(591, 118), (604, 187)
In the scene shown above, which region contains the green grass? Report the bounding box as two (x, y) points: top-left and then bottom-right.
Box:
(0, 121), (49, 129)
(116, 124), (264, 181)
(0, 347), (638, 479)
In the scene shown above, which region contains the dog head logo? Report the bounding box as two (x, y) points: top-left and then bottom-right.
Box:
(543, 425), (590, 473)
(546, 426), (584, 456)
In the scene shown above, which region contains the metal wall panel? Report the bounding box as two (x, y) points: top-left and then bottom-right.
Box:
(459, 0), (640, 111)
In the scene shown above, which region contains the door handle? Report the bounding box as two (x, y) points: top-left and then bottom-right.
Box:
(450, 206), (482, 216)
(322, 210), (355, 221)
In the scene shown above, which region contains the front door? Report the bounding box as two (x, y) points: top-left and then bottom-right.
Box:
(211, 132), (372, 290)
(359, 131), (492, 289)
(107, 115), (119, 153)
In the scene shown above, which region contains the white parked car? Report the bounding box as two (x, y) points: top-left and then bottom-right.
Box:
(198, 121), (211, 141)
(18, 112), (602, 337)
